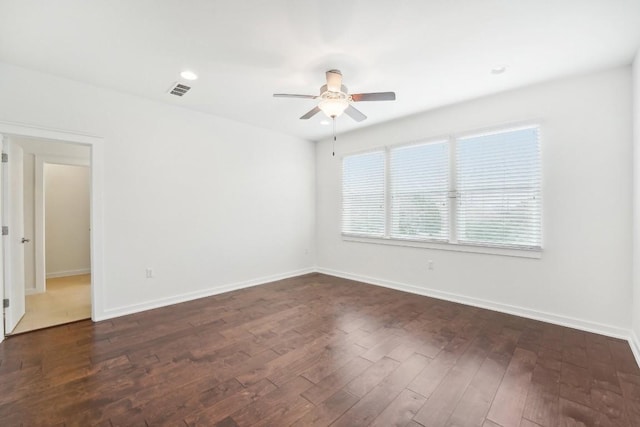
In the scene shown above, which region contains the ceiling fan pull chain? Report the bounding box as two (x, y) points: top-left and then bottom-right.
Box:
(332, 117), (336, 157)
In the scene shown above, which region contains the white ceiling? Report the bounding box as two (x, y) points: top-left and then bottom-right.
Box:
(1, 0), (639, 141)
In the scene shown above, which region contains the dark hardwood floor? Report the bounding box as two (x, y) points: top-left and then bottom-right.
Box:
(1, 273), (639, 426)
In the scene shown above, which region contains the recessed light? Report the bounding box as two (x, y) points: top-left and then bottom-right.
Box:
(180, 70), (198, 80)
(491, 66), (507, 75)
(320, 120), (330, 126)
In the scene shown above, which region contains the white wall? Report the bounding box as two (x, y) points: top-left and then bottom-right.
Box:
(317, 66), (633, 335)
(632, 50), (640, 353)
(0, 61), (316, 319)
(44, 163), (91, 277)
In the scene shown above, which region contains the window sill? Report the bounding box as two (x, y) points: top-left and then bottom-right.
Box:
(342, 234), (542, 259)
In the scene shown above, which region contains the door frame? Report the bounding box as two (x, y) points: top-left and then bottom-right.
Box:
(35, 156), (91, 294)
(0, 121), (104, 342)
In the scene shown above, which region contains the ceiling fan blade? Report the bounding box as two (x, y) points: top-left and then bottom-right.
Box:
(351, 92), (396, 102)
(344, 105), (367, 122)
(300, 106), (321, 120)
(326, 69), (343, 92)
(273, 94), (317, 99)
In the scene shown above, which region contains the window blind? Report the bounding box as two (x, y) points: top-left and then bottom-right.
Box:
(456, 126), (541, 249)
(390, 141), (449, 240)
(342, 150), (385, 237)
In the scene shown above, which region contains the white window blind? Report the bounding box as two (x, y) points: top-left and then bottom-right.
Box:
(390, 141), (449, 240)
(456, 126), (541, 249)
(342, 150), (385, 237)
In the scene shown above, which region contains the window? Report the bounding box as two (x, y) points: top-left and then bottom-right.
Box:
(456, 127), (541, 249)
(342, 150), (385, 237)
(341, 125), (541, 252)
(390, 141), (449, 241)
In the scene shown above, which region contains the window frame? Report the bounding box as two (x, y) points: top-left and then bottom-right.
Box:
(340, 123), (542, 258)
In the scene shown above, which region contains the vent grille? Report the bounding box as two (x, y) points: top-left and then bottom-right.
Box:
(168, 82), (191, 97)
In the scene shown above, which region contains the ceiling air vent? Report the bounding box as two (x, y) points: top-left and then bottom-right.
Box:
(168, 82), (191, 97)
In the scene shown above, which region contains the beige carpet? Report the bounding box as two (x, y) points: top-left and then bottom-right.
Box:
(11, 274), (91, 334)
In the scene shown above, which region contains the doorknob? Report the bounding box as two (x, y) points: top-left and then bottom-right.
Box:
(21, 238), (30, 243)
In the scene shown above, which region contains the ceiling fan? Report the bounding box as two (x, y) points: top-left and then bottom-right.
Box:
(273, 69), (396, 122)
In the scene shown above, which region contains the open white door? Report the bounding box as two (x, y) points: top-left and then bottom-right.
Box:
(0, 136), (3, 340)
(2, 138), (26, 333)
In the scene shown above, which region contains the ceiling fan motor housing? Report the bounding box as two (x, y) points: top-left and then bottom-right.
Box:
(319, 84), (349, 100)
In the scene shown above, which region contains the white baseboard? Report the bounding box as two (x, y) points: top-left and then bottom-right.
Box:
(95, 267), (316, 321)
(630, 330), (640, 369)
(316, 267), (631, 341)
(46, 268), (91, 279)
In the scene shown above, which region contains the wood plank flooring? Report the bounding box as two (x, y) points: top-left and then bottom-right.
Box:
(0, 273), (639, 426)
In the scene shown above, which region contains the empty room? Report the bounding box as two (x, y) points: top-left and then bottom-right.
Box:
(1, 1), (640, 426)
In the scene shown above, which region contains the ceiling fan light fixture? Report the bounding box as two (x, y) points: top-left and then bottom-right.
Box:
(319, 98), (349, 118)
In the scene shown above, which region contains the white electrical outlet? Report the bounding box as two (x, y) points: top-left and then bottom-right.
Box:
(428, 260), (434, 270)
(146, 268), (153, 279)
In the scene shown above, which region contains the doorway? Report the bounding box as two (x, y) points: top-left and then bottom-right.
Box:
(0, 124), (104, 340)
(13, 156), (91, 333)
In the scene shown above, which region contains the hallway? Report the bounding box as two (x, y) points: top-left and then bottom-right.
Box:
(12, 274), (90, 334)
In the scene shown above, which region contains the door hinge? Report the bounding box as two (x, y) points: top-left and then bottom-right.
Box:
(1, 153), (7, 163)
(1, 226), (7, 236)
(2, 299), (8, 308)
